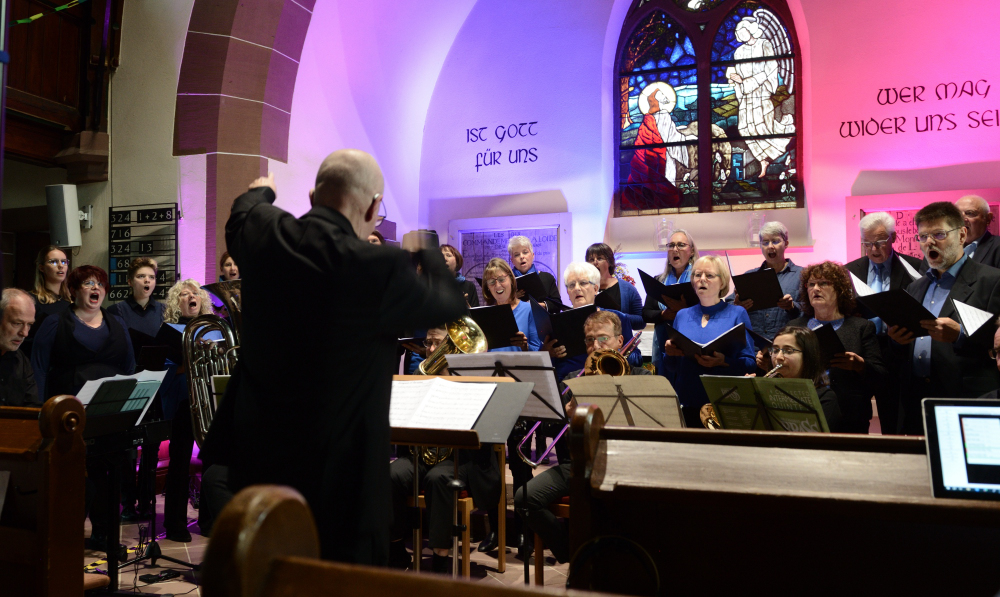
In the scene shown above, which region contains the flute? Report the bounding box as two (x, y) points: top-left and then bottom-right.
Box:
(764, 363), (784, 378)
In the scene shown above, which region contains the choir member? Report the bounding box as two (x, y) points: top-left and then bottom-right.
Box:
(0, 289), (38, 407)
(30, 265), (135, 551)
(733, 221), (802, 344)
(107, 257), (165, 337)
(754, 261), (883, 433)
(24, 245), (71, 357)
(585, 242), (644, 330)
(956, 195), (1000, 268)
(544, 261), (642, 381)
(985, 323), (1000, 398)
(481, 257), (540, 351)
(845, 211), (923, 434)
(219, 251), (240, 281)
(220, 151), (467, 565)
(508, 235), (561, 310)
(764, 326), (844, 432)
(368, 230), (386, 245)
(643, 230), (699, 370)
(441, 244), (480, 307)
(888, 202), (1000, 434)
(662, 255), (754, 428)
(159, 280), (216, 541)
(516, 310), (650, 563)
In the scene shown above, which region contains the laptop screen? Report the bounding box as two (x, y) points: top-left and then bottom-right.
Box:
(927, 401), (1000, 498)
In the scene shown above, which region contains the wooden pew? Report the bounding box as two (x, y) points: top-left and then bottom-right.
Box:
(203, 484), (611, 597)
(0, 396), (101, 595)
(568, 405), (1000, 597)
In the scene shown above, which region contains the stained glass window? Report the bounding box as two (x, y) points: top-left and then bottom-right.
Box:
(616, 0), (802, 216)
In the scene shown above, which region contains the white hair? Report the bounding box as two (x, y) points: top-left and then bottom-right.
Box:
(759, 221), (789, 243)
(507, 236), (533, 254)
(563, 261), (600, 286)
(0, 288), (32, 320)
(859, 212), (895, 236)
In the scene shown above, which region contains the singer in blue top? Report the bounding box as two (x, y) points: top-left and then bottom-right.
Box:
(481, 258), (542, 352)
(642, 230), (698, 370)
(585, 243), (644, 331)
(662, 255), (755, 428)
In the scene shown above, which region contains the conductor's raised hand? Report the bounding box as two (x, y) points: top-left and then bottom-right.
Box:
(249, 172), (276, 193)
(663, 339), (685, 357)
(511, 332), (529, 351)
(919, 317), (962, 343)
(543, 335), (566, 359)
(695, 351), (729, 368)
(887, 324), (916, 345)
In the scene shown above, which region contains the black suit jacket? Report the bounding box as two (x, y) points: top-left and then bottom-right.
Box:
(538, 271), (562, 312)
(222, 187), (467, 564)
(967, 230), (1000, 270)
(845, 250), (924, 294)
(897, 259), (1000, 430)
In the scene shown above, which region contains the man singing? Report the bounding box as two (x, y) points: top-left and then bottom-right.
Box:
(222, 149), (467, 564)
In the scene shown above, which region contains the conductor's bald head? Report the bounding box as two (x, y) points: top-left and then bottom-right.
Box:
(310, 149), (385, 239)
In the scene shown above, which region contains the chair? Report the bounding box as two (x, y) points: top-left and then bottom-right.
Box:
(532, 496), (569, 585)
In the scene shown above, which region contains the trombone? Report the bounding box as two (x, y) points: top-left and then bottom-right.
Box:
(516, 331), (642, 469)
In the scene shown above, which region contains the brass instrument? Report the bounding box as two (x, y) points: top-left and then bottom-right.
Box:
(410, 315), (489, 465)
(417, 315), (488, 375)
(202, 280), (242, 344)
(517, 331), (641, 468)
(701, 363), (783, 429)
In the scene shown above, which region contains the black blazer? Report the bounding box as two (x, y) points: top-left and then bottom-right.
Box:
(789, 315), (885, 431)
(967, 230), (1000, 270)
(845, 250), (924, 294)
(538, 271), (562, 312)
(898, 258), (1000, 400)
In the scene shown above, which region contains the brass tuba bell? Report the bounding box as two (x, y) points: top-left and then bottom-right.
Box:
(417, 315), (489, 375)
(183, 314), (239, 448)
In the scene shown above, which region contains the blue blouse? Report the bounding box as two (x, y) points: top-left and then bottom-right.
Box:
(661, 301), (755, 410)
(612, 280), (645, 331)
(491, 300), (542, 353)
(652, 264), (693, 369)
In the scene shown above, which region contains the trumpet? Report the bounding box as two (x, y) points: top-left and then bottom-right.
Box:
(702, 363), (784, 429)
(516, 331), (641, 469)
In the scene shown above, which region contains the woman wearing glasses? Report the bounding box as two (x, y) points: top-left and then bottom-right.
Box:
(481, 258), (540, 352)
(24, 245), (73, 356)
(643, 230), (699, 371)
(759, 261), (885, 433)
(733, 221), (802, 348)
(29, 265), (135, 551)
(662, 255), (755, 428)
(585, 243), (644, 330)
(764, 326), (844, 432)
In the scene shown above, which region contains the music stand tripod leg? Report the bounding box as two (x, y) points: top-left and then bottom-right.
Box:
(449, 454), (466, 579)
(412, 449), (421, 572)
(119, 463), (200, 572)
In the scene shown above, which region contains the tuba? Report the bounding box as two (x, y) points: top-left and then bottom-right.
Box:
(185, 280), (242, 448)
(411, 315), (488, 465)
(417, 315), (488, 375)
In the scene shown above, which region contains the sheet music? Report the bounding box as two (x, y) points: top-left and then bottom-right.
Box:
(899, 257), (921, 281)
(850, 272), (875, 297)
(74, 370), (167, 425)
(445, 352), (563, 419)
(390, 378), (496, 430)
(953, 299), (995, 335)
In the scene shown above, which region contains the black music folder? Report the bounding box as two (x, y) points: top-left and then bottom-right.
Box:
(664, 322), (746, 358)
(731, 269), (784, 312)
(638, 269), (699, 308)
(747, 328), (773, 351)
(594, 286), (621, 311)
(856, 288), (934, 337)
(532, 302), (597, 358)
(514, 272), (546, 302)
(469, 305), (519, 349)
(128, 328), (172, 370)
(812, 324), (846, 366)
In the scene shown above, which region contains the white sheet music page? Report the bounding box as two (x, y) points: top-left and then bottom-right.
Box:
(389, 379), (434, 427)
(952, 299), (994, 335)
(850, 272), (875, 297)
(899, 257), (921, 281)
(408, 378), (496, 430)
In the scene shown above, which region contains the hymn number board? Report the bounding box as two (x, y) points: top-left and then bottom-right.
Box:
(107, 204), (178, 302)
(863, 205), (1000, 262)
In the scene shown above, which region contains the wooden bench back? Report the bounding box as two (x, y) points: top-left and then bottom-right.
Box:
(568, 405), (1000, 597)
(0, 396), (86, 597)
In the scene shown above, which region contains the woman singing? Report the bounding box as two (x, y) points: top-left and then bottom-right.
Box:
(481, 258), (540, 351)
(442, 244), (480, 307)
(585, 243), (644, 330)
(644, 230), (699, 370)
(662, 255), (755, 428)
(219, 251), (240, 281)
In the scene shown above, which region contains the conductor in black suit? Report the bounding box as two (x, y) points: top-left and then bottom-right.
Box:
(888, 202), (1000, 435)
(956, 195), (1000, 269)
(845, 211), (924, 434)
(223, 149), (468, 564)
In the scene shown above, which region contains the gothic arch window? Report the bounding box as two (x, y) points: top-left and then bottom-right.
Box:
(616, 0), (802, 215)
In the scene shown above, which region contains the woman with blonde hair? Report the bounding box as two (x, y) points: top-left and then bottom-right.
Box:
(24, 245), (72, 356)
(644, 229), (699, 370)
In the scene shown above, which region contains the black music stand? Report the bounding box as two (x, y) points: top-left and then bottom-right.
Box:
(564, 376), (682, 428)
(702, 376), (829, 433)
(445, 353), (564, 584)
(390, 376), (530, 578)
